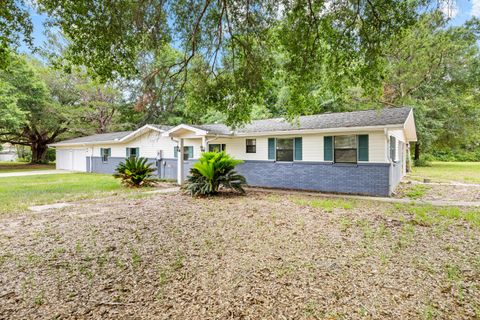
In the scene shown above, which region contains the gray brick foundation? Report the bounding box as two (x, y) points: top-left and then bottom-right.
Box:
(86, 157), (158, 175)
(236, 161), (392, 196)
(87, 157), (397, 196)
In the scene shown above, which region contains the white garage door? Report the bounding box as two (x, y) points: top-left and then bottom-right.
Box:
(56, 148), (87, 172)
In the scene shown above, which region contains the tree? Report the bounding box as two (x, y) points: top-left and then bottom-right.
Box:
(381, 14), (480, 160)
(33, 0), (434, 124)
(0, 54), (71, 163)
(0, 0), (33, 67)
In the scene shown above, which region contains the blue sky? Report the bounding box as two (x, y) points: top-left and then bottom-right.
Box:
(20, 0), (480, 55)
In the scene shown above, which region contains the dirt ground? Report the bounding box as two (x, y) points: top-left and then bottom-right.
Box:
(1, 191), (479, 319)
(396, 182), (480, 202)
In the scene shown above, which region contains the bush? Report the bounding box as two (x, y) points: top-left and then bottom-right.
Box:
(427, 149), (480, 162)
(184, 151), (246, 196)
(413, 156), (430, 167)
(114, 157), (156, 187)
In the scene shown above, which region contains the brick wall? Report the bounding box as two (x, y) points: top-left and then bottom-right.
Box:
(236, 160), (391, 196)
(87, 157), (393, 196)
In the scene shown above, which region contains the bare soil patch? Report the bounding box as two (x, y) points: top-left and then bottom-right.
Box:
(1, 191), (479, 319)
(396, 182), (480, 202)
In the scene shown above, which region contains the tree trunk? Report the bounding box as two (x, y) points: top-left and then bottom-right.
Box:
(31, 142), (49, 164)
(414, 142), (420, 161)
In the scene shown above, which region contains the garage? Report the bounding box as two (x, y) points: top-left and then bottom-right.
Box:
(56, 148), (87, 172)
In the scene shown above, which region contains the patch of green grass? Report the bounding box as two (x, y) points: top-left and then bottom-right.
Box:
(404, 185), (429, 199)
(410, 162), (480, 183)
(0, 161), (55, 173)
(0, 173), (147, 214)
(291, 197), (355, 212)
(394, 203), (480, 230)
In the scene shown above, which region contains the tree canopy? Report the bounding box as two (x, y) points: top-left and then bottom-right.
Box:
(1, 1), (479, 161)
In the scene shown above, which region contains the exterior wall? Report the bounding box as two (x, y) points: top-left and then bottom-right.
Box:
(0, 153), (17, 161)
(388, 129), (406, 143)
(87, 157), (158, 175)
(158, 158), (196, 180)
(90, 132), (202, 160)
(235, 161), (391, 196)
(389, 140), (405, 193)
(213, 130), (388, 163)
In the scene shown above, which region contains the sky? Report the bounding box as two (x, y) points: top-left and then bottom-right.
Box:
(19, 0), (480, 55)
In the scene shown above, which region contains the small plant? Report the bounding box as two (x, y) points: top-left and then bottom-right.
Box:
(184, 151), (246, 196)
(114, 157), (156, 187)
(405, 184), (429, 199)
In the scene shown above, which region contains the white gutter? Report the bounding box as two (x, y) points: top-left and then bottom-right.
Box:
(231, 124), (404, 137)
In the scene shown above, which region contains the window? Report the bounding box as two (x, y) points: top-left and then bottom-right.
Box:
(101, 148), (111, 163)
(390, 136), (397, 162)
(334, 135), (357, 163)
(174, 146), (194, 160)
(246, 139), (256, 153)
(276, 138), (294, 162)
(208, 144), (226, 152)
(126, 147), (139, 159)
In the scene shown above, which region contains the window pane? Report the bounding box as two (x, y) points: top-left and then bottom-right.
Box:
(276, 138), (293, 161)
(335, 135), (356, 148)
(335, 149), (357, 163)
(246, 139), (256, 153)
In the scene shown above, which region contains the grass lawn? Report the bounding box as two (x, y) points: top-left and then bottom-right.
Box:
(410, 161), (480, 183)
(0, 173), (147, 215)
(0, 161), (55, 173)
(0, 191), (479, 318)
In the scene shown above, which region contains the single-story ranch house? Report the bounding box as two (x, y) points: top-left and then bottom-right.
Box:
(50, 107), (417, 196)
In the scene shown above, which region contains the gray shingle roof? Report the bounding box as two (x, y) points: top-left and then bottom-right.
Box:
(195, 107), (411, 135)
(52, 131), (133, 145)
(52, 107), (411, 145)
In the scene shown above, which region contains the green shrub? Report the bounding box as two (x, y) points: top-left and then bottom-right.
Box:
(184, 151), (246, 196)
(413, 156), (430, 167)
(114, 157), (156, 187)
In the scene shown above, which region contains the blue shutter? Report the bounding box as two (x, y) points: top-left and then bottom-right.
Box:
(126, 147), (130, 158)
(268, 138), (275, 160)
(294, 137), (302, 161)
(135, 147), (140, 158)
(324, 136), (333, 161)
(174, 146), (178, 158)
(358, 135), (369, 161)
(187, 146), (194, 159)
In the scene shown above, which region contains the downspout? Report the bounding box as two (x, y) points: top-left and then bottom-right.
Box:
(385, 128), (392, 195)
(90, 145), (93, 173)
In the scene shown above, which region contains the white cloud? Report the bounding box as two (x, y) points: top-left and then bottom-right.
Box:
(471, 0), (480, 17)
(440, 0), (459, 18)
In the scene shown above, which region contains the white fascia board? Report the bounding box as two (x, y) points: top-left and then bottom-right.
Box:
(118, 124), (164, 142)
(403, 109), (418, 142)
(162, 124), (208, 137)
(231, 124), (404, 137)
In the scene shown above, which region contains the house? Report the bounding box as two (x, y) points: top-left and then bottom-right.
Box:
(0, 144), (18, 162)
(50, 107), (417, 196)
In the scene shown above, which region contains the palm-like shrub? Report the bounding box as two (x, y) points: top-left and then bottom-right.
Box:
(185, 151), (246, 196)
(114, 157), (156, 187)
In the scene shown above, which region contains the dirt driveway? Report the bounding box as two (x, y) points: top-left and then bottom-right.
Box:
(0, 191), (479, 319)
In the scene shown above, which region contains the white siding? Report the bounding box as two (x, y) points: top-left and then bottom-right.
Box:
(90, 131), (202, 159)
(388, 129), (406, 143)
(213, 130), (388, 163)
(80, 128), (390, 164)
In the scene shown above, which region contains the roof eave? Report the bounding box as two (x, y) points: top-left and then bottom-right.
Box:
(231, 124), (405, 137)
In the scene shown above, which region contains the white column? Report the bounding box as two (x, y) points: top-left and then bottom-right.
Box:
(201, 136), (207, 153)
(177, 138), (184, 184)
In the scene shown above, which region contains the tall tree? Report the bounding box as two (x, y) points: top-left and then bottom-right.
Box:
(33, 0), (431, 125)
(0, 54), (71, 163)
